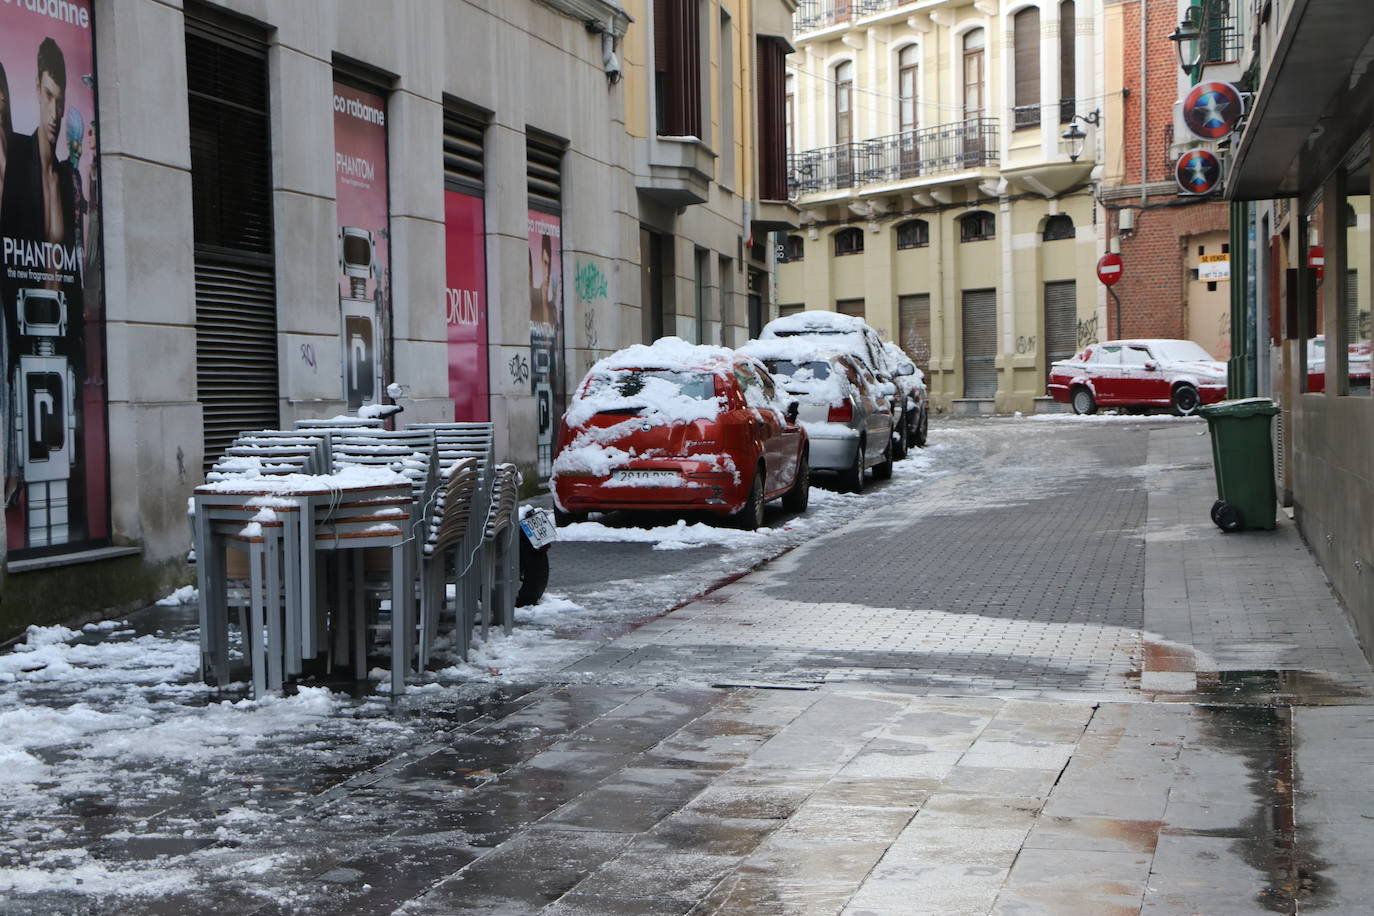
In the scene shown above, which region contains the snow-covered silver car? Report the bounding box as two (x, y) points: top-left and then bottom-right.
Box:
(759, 310), (908, 457)
(739, 338), (894, 492)
(882, 341), (928, 448)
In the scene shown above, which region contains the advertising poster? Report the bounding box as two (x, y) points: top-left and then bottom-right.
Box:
(333, 80), (389, 412)
(528, 210), (562, 481)
(1, 0), (108, 554)
(444, 190), (488, 421)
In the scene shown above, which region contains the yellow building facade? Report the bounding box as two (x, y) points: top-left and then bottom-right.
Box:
(777, 0), (1107, 414)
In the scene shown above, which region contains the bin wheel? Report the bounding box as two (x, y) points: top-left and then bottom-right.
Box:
(1210, 500), (1225, 525)
(1214, 502), (1245, 533)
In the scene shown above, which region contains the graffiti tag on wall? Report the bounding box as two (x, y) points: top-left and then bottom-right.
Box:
(1077, 315), (1100, 350)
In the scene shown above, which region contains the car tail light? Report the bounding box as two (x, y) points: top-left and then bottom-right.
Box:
(827, 399), (853, 423)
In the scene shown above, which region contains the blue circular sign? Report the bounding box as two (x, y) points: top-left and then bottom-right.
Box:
(1176, 148), (1221, 195)
(1183, 81), (1244, 140)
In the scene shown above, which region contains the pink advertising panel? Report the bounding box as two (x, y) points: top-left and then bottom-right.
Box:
(333, 80), (390, 411)
(1, 0), (109, 554)
(444, 190), (489, 421)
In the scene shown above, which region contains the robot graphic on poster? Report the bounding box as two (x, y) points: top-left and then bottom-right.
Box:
(11, 288), (75, 546)
(338, 225), (381, 411)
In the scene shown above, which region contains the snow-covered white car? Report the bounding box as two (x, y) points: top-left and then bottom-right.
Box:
(739, 338), (894, 492)
(882, 341), (929, 448)
(759, 310), (909, 455)
(1047, 339), (1227, 416)
(1306, 335), (1372, 394)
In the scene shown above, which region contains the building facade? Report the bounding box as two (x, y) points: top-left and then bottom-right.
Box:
(775, 0), (1108, 415)
(1097, 0), (1236, 356)
(1224, 0), (1374, 659)
(0, 0), (795, 639)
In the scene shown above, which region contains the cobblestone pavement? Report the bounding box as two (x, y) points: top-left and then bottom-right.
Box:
(9, 417), (1374, 915)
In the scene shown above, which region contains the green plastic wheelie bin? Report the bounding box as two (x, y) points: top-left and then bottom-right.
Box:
(1198, 398), (1280, 532)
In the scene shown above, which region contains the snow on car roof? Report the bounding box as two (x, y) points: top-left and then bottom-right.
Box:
(737, 337), (849, 365)
(761, 310), (869, 336)
(596, 336), (733, 372)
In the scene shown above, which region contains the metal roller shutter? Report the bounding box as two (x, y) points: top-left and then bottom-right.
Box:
(186, 21), (278, 471)
(899, 294), (931, 367)
(1044, 280), (1078, 375)
(837, 298), (865, 319)
(962, 289), (997, 398)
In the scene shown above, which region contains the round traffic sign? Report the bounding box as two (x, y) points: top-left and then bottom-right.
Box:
(1182, 80), (1245, 140)
(1175, 148), (1221, 195)
(1097, 252), (1123, 287)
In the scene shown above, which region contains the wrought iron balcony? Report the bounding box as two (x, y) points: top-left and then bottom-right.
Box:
(1203, 11), (1243, 63)
(793, 0), (905, 35)
(787, 118), (1000, 197)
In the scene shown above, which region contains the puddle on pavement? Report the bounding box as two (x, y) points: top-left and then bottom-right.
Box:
(1194, 704), (1331, 912)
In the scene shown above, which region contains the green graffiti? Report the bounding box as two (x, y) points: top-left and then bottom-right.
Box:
(575, 260), (608, 303)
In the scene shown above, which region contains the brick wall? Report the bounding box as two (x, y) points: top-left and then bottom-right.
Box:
(1109, 0), (1229, 341)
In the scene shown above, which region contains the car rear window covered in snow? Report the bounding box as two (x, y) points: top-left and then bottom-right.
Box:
(585, 370), (717, 402)
(765, 359), (832, 381)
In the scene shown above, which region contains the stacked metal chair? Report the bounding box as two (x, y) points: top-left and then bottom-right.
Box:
(417, 457), (483, 663)
(480, 463), (523, 641)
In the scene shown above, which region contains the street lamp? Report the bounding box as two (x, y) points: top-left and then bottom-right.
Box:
(1061, 109), (1101, 162)
(1168, 6), (1205, 74)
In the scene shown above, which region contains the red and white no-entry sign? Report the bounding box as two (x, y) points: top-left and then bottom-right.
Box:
(1097, 252), (1124, 287)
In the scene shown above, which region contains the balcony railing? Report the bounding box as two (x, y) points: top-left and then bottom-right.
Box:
(787, 118), (1000, 197)
(793, 0), (904, 34)
(1203, 12), (1243, 63)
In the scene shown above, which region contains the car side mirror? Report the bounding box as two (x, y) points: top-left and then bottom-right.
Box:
(895, 364), (915, 377)
(785, 401), (800, 424)
(1143, 361), (1158, 371)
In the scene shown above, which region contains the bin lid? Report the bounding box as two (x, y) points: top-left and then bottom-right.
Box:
(1198, 397), (1280, 418)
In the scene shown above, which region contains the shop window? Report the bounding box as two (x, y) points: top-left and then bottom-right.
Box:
(960, 211), (995, 242)
(1043, 214), (1075, 241)
(834, 227), (864, 256)
(896, 219), (929, 250)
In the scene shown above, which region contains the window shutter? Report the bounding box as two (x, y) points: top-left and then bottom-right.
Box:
(837, 299), (865, 319)
(527, 131), (564, 213)
(186, 20), (278, 470)
(1013, 8), (1040, 128)
(757, 37), (788, 201)
(657, 0), (701, 137)
(1060, 0), (1076, 122)
(444, 102), (487, 193)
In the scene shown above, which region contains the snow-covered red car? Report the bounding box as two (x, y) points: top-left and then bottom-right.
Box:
(1306, 335), (1372, 394)
(1047, 339), (1227, 416)
(551, 338), (810, 530)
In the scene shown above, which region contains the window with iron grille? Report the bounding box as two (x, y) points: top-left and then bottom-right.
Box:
(1043, 214), (1075, 241)
(778, 234), (805, 262)
(834, 227), (864, 256)
(960, 211), (995, 242)
(896, 219), (929, 250)
(1013, 8), (1041, 129)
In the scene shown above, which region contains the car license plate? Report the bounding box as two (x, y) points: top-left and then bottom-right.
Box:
(612, 470), (679, 484)
(520, 508), (557, 548)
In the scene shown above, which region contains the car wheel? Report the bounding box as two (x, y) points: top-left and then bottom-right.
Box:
(839, 440), (865, 493)
(782, 452), (810, 513)
(914, 407), (928, 448)
(1214, 501), (1245, 533)
(873, 440), (894, 481)
(553, 509), (586, 527)
(1071, 387), (1097, 415)
(733, 467), (766, 530)
(1172, 384), (1202, 416)
(515, 536), (550, 607)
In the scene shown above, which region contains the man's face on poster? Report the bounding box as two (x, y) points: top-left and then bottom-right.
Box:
(37, 72), (65, 154)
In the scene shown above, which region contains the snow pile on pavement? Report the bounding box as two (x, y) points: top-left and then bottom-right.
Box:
(557, 519), (773, 551)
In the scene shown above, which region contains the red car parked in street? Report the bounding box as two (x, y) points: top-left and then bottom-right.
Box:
(552, 338), (810, 530)
(1047, 339), (1227, 415)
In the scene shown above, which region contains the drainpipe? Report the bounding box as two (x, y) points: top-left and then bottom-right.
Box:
(1140, 0), (1148, 206)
